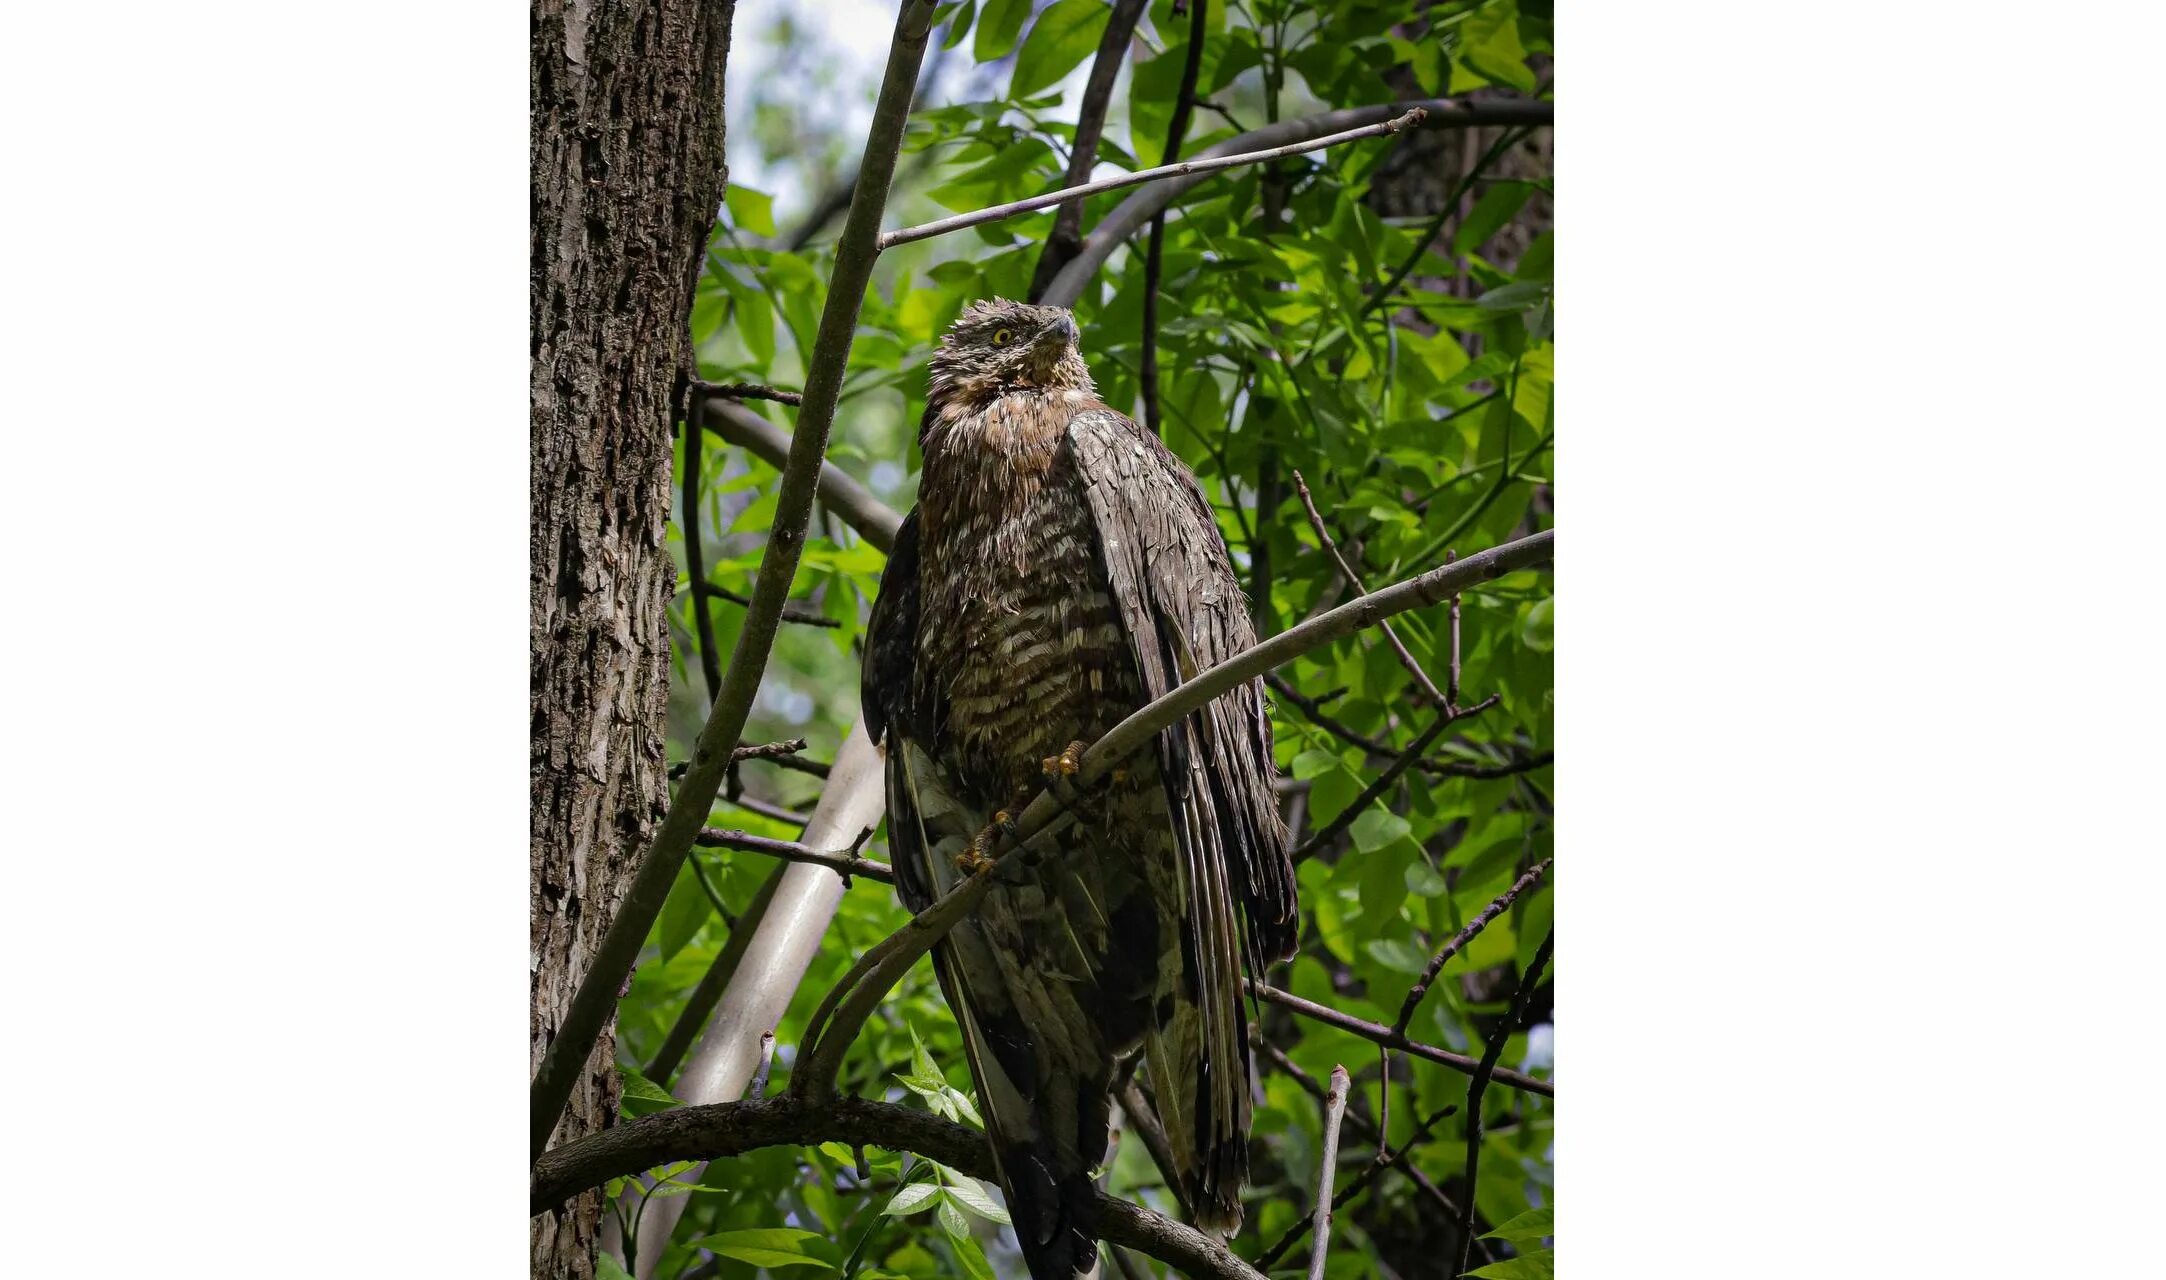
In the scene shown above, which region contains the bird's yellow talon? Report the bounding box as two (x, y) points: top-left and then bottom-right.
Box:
(1042, 740), (1088, 779)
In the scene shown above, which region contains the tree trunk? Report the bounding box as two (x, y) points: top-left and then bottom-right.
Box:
(530, 1), (733, 1276)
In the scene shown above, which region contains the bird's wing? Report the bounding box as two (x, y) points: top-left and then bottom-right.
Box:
(1063, 407), (1299, 1230)
(861, 508), (1108, 1280)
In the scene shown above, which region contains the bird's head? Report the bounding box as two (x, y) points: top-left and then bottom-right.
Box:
(925, 298), (1093, 410)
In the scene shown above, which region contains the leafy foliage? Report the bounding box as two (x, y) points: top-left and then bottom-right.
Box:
(626, 1), (1554, 1275)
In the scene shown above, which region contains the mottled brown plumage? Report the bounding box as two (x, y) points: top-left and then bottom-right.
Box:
(863, 300), (1298, 1279)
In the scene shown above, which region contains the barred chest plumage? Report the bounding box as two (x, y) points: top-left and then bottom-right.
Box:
(915, 390), (1140, 803)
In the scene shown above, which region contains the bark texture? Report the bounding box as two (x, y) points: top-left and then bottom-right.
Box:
(531, 0), (733, 1275)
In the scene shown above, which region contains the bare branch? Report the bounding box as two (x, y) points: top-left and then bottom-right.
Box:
(1292, 468), (1448, 706)
(1246, 980), (1553, 1098)
(1042, 97), (1553, 308)
(1254, 1105), (1457, 1271)
(531, 1095), (1264, 1280)
(703, 398), (901, 553)
(1291, 694), (1499, 865)
(1027, 0), (1151, 299)
(684, 578), (842, 628)
(695, 826), (894, 884)
(1118, 1077), (1193, 1220)
(880, 108), (1432, 251)
(1395, 857), (1553, 1036)
(1455, 932), (1554, 1278)
(1139, 0), (1211, 437)
(692, 380), (803, 405)
(529, 0), (942, 1156)
(1308, 1065), (1351, 1280)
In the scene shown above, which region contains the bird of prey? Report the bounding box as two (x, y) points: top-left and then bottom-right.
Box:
(862, 299), (1299, 1279)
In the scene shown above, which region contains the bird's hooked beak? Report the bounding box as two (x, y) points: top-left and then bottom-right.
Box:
(1036, 310), (1079, 352)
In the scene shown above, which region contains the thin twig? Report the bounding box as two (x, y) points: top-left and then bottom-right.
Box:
(1255, 1105), (1456, 1270)
(716, 792), (812, 829)
(688, 579), (843, 628)
(1292, 468), (1449, 706)
(1307, 1064), (1351, 1280)
(1118, 1077), (1193, 1219)
(695, 826), (894, 884)
(744, 1030), (776, 1100)
(1395, 858), (1553, 1036)
(1246, 980), (1552, 1097)
(1455, 932), (1553, 1279)
(880, 108), (1432, 250)
(1139, 0), (1211, 437)
(1292, 695), (1499, 864)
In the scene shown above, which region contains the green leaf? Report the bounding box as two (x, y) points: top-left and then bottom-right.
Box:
(1453, 183), (1534, 257)
(974, 0), (1031, 61)
(937, 1195), (971, 1240)
(1482, 1205), (1554, 1242)
(1466, 1247), (1554, 1279)
(1009, 0), (1112, 100)
(1291, 747), (1344, 781)
(1366, 937), (1430, 975)
(941, 1173), (1012, 1225)
(938, 0), (976, 52)
(595, 1254), (635, 1280)
(710, 1248), (834, 1272)
(1457, 1), (1536, 93)
(616, 1067), (679, 1119)
(1350, 809), (1412, 854)
(882, 1182), (942, 1216)
(654, 856), (712, 962)
(724, 185), (776, 238)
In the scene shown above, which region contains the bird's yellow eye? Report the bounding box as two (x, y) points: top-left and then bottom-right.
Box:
(991, 328), (1013, 346)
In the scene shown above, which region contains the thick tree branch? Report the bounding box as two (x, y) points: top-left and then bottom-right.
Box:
(1246, 980), (1553, 1097)
(879, 108), (1432, 251)
(702, 398), (901, 554)
(531, 1095), (1264, 1280)
(1041, 97), (1553, 308)
(529, 0), (941, 1158)
(683, 401), (725, 702)
(1027, 0), (1150, 300)
(788, 533), (1553, 1096)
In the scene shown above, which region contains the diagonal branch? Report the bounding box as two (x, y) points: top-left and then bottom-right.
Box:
(879, 108), (1433, 251)
(530, 1095), (1264, 1280)
(1455, 931), (1554, 1278)
(1291, 694), (1499, 865)
(1245, 979), (1552, 1098)
(529, 0), (942, 1159)
(702, 398), (901, 553)
(786, 532), (1553, 1097)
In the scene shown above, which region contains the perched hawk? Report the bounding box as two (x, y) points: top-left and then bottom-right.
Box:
(862, 299), (1299, 1278)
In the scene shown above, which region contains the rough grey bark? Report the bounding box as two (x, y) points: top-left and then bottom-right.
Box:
(530, 1), (734, 1276)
